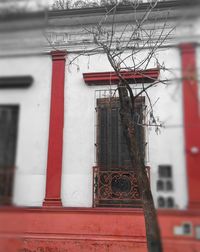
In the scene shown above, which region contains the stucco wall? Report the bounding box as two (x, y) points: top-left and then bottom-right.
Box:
(61, 48), (187, 208)
(0, 49), (188, 208)
(0, 55), (52, 206)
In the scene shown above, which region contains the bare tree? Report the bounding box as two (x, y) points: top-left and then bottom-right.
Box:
(83, 5), (168, 252)
(49, 1), (175, 252)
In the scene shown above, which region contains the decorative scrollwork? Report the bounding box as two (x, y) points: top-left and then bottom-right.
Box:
(93, 167), (142, 207)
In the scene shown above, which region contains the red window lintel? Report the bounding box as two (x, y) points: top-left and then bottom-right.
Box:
(83, 68), (160, 86)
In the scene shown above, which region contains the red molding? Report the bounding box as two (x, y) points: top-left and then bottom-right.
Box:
(0, 206), (144, 214)
(51, 51), (66, 61)
(43, 50), (67, 207)
(1, 206), (200, 216)
(180, 43), (200, 210)
(83, 68), (160, 85)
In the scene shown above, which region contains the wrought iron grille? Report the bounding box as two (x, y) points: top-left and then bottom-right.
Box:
(93, 166), (150, 208)
(94, 89), (150, 165)
(93, 89), (150, 208)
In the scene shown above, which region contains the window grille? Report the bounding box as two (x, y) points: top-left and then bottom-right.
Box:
(93, 89), (148, 207)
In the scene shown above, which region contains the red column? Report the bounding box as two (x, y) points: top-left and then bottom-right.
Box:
(180, 43), (200, 209)
(43, 51), (66, 207)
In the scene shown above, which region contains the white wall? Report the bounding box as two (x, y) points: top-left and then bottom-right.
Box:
(0, 49), (187, 208)
(0, 55), (52, 206)
(1, 3), (199, 209)
(147, 48), (187, 209)
(61, 54), (111, 207)
(61, 49), (187, 208)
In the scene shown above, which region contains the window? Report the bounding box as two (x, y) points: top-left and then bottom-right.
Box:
(97, 97), (145, 169)
(93, 96), (145, 207)
(0, 105), (19, 206)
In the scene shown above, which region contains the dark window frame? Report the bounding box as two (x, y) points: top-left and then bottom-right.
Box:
(96, 96), (145, 170)
(0, 104), (19, 206)
(94, 96), (146, 208)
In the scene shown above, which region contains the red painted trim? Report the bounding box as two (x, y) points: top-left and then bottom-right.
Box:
(43, 51), (66, 207)
(1, 206), (200, 216)
(180, 43), (200, 209)
(83, 68), (159, 85)
(0, 206), (145, 214)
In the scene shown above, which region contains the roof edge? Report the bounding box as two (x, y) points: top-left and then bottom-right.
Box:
(49, 0), (200, 18)
(1, 0), (199, 21)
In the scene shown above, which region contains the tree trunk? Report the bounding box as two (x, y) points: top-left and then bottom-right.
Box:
(118, 85), (163, 252)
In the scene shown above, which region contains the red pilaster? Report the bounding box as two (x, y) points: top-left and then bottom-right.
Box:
(43, 51), (66, 207)
(180, 43), (200, 209)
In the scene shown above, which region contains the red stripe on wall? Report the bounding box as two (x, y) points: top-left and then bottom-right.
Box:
(180, 43), (200, 209)
(43, 51), (66, 207)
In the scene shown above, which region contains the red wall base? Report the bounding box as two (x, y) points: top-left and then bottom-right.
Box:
(1, 238), (147, 252)
(0, 208), (147, 252)
(0, 207), (200, 252)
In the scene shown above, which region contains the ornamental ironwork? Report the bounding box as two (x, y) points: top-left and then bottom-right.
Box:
(93, 166), (147, 208)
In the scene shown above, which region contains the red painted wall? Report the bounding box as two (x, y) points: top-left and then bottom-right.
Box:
(0, 208), (147, 252)
(0, 208), (200, 252)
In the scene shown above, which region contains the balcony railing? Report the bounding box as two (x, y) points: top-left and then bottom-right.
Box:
(93, 166), (150, 208)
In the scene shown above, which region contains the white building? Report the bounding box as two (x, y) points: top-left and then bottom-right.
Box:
(0, 1), (200, 251)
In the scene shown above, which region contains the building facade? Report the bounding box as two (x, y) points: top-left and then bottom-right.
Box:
(0, 0), (200, 251)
